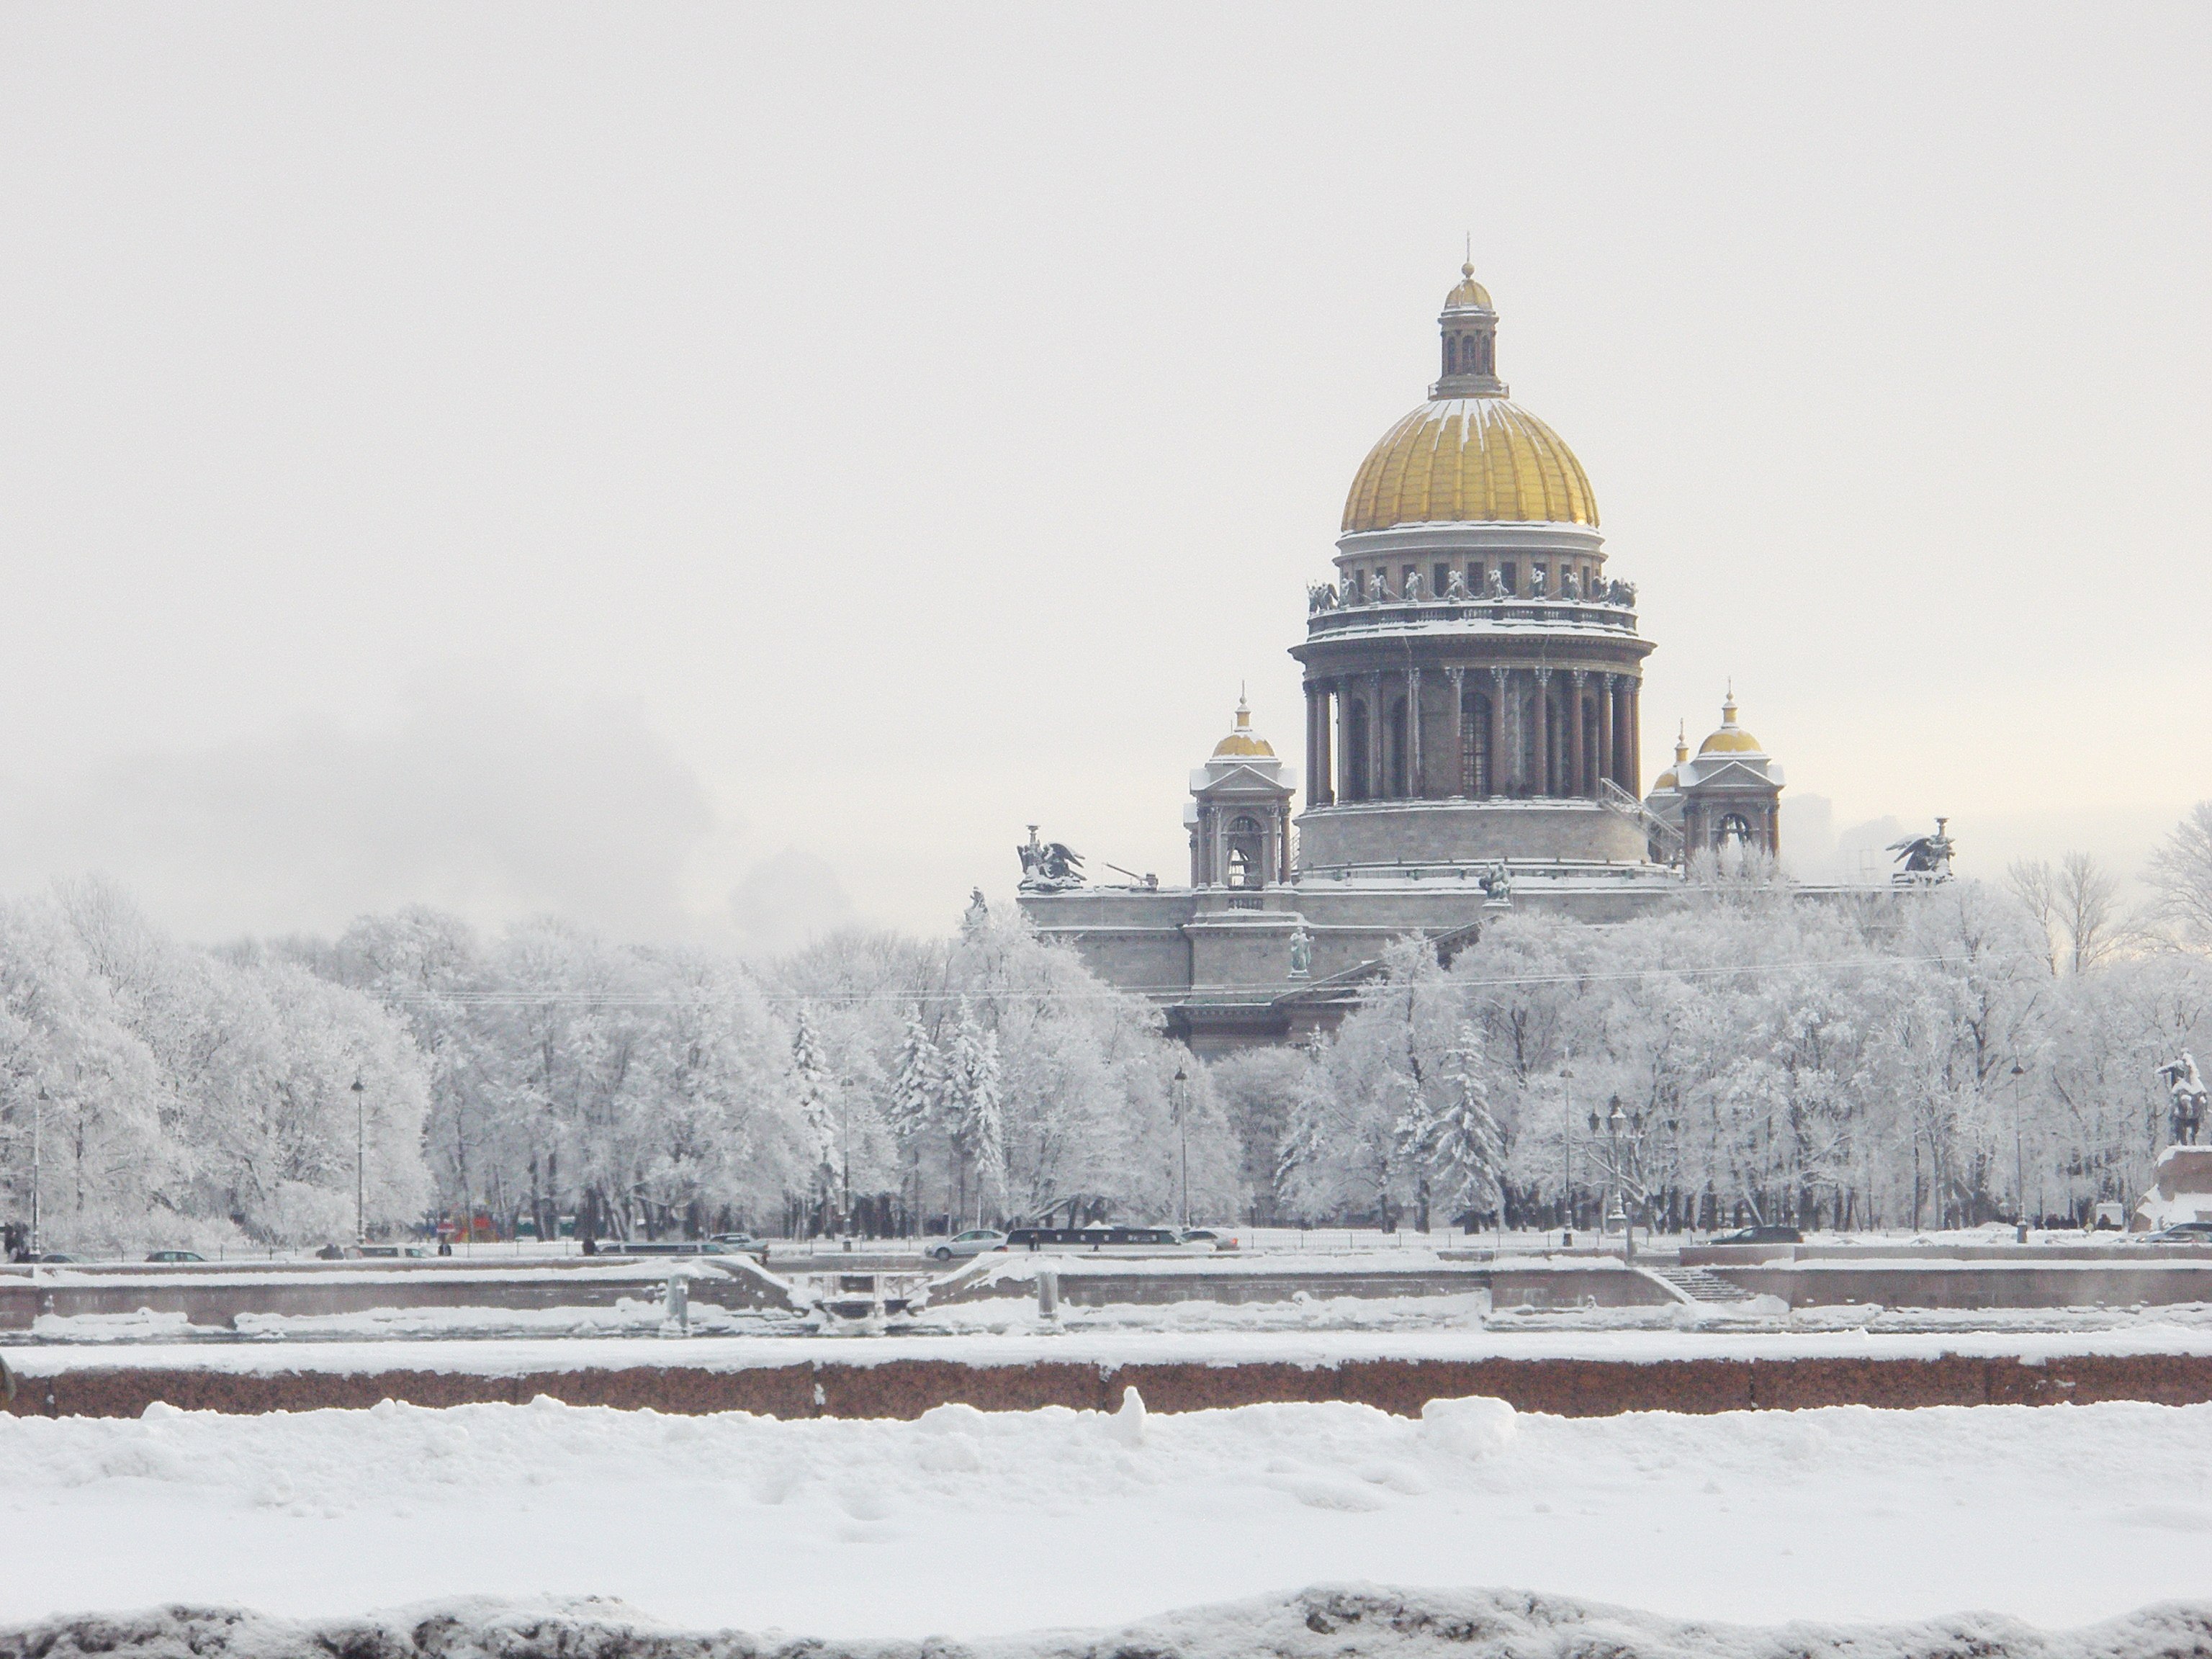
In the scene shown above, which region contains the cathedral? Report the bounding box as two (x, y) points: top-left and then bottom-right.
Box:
(1017, 264), (1785, 1053)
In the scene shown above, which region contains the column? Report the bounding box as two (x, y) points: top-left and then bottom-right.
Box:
(1365, 673), (1383, 801)
(1406, 666), (1423, 799)
(1598, 673), (1617, 793)
(1446, 667), (1465, 797)
(1532, 668), (1552, 797)
(1300, 677), (1318, 801)
(1626, 678), (1642, 797)
(1489, 667), (1509, 795)
(1568, 670), (1588, 798)
(1336, 681), (1354, 802)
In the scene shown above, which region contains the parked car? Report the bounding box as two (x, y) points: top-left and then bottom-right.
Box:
(1708, 1225), (1802, 1246)
(929, 1228), (1008, 1262)
(354, 1244), (431, 1259)
(709, 1233), (770, 1258)
(31, 1251), (91, 1264)
(1179, 1228), (1237, 1250)
(997, 1224), (1195, 1253)
(145, 1250), (206, 1263)
(2142, 1220), (2212, 1244)
(595, 1239), (742, 1256)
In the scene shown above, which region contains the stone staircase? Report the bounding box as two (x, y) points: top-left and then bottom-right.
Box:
(1645, 1263), (1758, 1305)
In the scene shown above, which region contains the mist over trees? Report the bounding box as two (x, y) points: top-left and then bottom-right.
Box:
(6, 801), (2212, 1251)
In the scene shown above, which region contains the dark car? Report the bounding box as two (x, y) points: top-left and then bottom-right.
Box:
(1708, 1226), (1802, 1246)
(31, 1251), (91, 1264)
(145, 1250), (206, 1263)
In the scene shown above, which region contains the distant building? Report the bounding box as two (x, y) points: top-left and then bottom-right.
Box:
(1018, 264), (1794, 1053)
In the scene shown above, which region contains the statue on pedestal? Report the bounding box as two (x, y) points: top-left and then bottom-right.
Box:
(1287, 925), (1313, 980)
(2159, 1052), (2208, 1146)
(1017, 825), (1086, 891)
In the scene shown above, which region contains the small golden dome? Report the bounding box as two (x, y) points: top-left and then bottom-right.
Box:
(1343, 397), (1597, 531)
(1697, 689), (1763, 755)
(1650, 768), (1678, 793)
(1211, 695), (1275, 759)
(1445, 262), (1492, 310)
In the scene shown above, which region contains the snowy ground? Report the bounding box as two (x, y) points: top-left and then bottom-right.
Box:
(4, 1390), (2212, 1637)
(18, 1318), (2212, 1375)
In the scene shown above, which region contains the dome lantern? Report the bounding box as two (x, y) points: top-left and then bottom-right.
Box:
(1435, 261), (1504, 399)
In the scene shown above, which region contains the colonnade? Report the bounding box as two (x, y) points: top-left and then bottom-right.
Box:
(1303, 665), (1640, 806)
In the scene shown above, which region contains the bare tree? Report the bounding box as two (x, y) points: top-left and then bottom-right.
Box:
(2057, 851), (2126, 974)
(2008, 859), (2059, 973)
(2146, 803), (2212, 951)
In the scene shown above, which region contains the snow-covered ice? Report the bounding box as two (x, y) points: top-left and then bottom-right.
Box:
(9, 1586), (2210, 1659)
(3, 1392), (2211, 1637)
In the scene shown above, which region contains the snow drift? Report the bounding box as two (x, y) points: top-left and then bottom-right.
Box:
(4, 1586), (2209, 1659)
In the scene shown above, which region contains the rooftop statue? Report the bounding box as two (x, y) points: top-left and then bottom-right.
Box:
(1364, 571), (1388, 605)
(1339, 575), (1360, 608)
(1401, 570), (1425, 602)
(1606, 578), (1637, 608)
(1017, 824), (1086, 891)
(1444, 569), (1472, 601)
(1888, 818), (1956, 880)
(1485, 569), (1508, 599)
(2159, 1052), (2208, 1147)
(1528, 566), (1547, 599)
(1560, 568), (1581, 601)
(1307, 581), (1337, 613)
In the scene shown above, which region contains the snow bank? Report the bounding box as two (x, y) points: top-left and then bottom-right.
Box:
(6, 1392), (2212, 1632)
(5, 1585), (2208, 1659)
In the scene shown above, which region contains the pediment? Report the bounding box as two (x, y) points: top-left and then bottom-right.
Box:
(1683, 758), (1776, 792)
(1193, 763), (1296, 799)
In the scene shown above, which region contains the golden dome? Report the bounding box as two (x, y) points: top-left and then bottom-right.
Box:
(1697, 690), (1763, 755)
(1445, 262), (1492, 310)
(1211, 695), (1275, 759)
(1343, 397), (1598, 531)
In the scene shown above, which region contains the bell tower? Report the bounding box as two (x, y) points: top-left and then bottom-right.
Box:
(1185, 695), (1295, 887)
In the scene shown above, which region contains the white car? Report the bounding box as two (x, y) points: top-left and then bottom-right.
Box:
(929, 1228), (1007, 1262)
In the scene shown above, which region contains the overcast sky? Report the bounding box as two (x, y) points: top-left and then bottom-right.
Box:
(0, 2), (2205, 950)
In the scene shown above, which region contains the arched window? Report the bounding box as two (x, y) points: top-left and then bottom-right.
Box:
(1445, 336), (1460, 374)
(1225, 814), (1265, 889)
(1345, 701), (1370, 801)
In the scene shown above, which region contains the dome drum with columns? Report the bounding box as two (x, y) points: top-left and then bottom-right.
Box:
(1015, 259), (1794, 1056)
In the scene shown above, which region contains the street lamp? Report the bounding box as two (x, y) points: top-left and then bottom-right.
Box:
(1591, 1094), (1640, 1262)
(2011, 1059), (2028, 1244)
(1560, 1053), (1575, 1247)
(30, 1085), (45, 1257)
(351, 1076), (367, 1244)
(1172, 1067), (1189, 1228)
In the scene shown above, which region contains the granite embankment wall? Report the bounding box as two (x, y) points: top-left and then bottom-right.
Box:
(0, 1260), (794, 1330)
(10, 1350), (2212, 1421)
